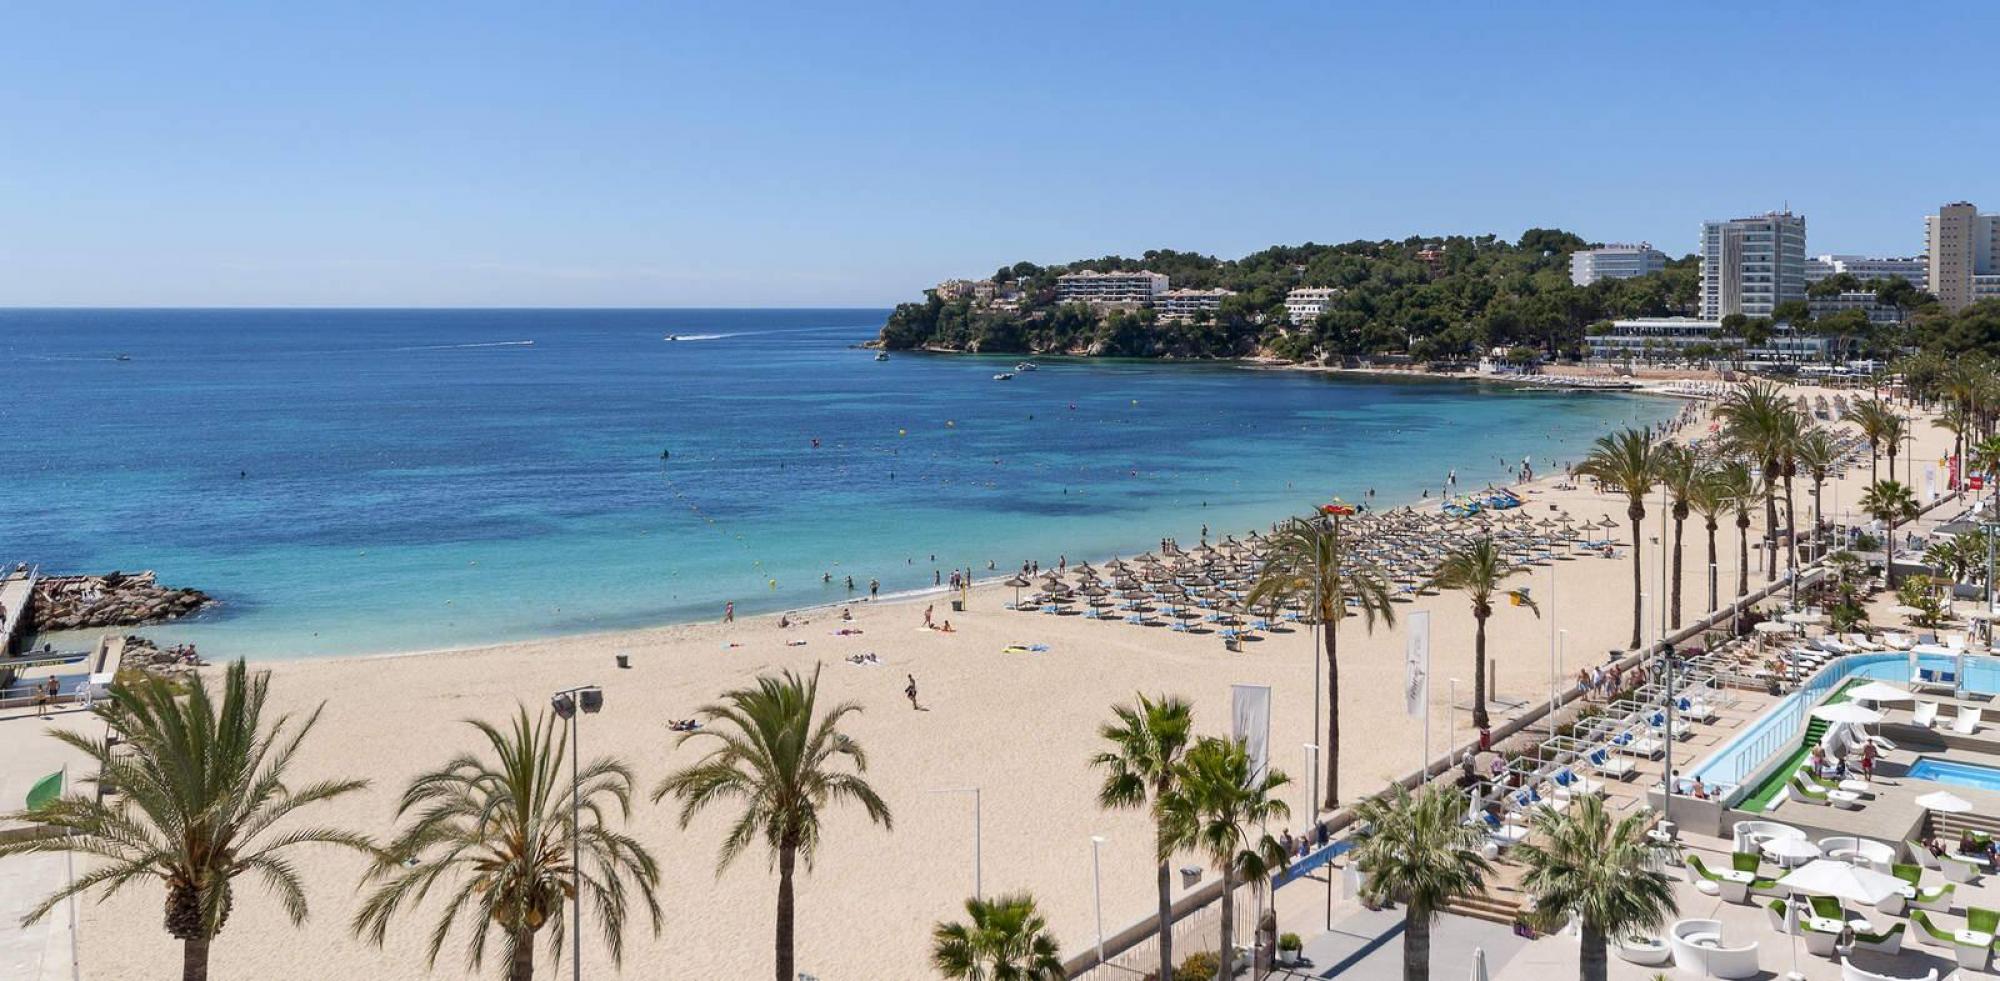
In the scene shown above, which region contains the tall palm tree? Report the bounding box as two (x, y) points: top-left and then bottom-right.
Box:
(1091, 693), (1194, 981)
(1573, 428), (1664, 649)
(1717, 380), (1802, 580)
(656, 665), (892, 981)
(1687, 458), (1730, 612)
(1934, 403), (1974, 493)
(1657, 443), (1698, 629)
(1972, 433), (2000, 503)
(1514, 795), (1677, 981)
(1350, 784), (1491, 981)
(355, 709), (661, 981)
(0, 661), (369, 981)
(1157, 737), (1290, 981)
(1428, 537), (1539, 730)
(930, 892), (1064, 980)
(1849, 397), (1894, 485)
(1860, 480), (1920, 590)
(1881, 411), (1908, 489)
(1712, 459), (1759, 598)
(1244, 513), (1395, 809)
(1793, 427), (1842, 547)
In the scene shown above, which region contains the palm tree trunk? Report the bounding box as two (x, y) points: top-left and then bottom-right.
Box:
(1155, 857), (1173, 981)
(1870, 443), (1879, 485)
(775, 839), (797, 981)
(1403, 903), (1430, 981)
(1670, 513), (1685, 629)
(509, 930), (535, 981)
(1783, 472), (1798, 573)
(1628, 510), (1644, 650)
(1763, 471), (1780, 583)
(183, 937), (211, 981)
(1737, 516), (1751, 598)
(1579, 923), (1608, 981)
(1471, 612), (1489, 730)
(1886, 515), (1899, 591)
(1705, 519), (1719, 611)
(1216, 866), (1234, 981)
(1323, 611), (1342, 810)
(1811, 479), (1824, 547)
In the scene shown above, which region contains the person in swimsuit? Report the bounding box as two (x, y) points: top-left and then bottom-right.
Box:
(905, 674), (919, 710)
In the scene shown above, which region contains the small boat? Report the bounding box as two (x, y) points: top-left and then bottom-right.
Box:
(993, 372), (1015, 381)
(115, 354), (132, 362)
(1015, 362), (1038, 372)
(874, 351), (889, 362)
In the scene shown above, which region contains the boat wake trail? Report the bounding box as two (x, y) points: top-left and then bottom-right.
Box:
(390, 340), (536, 352)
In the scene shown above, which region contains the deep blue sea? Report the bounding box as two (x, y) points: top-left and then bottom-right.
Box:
(1, 309), (1677, 658)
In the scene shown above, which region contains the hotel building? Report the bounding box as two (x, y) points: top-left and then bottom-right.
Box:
(1055, 270), (1170, 308)
(1926, 202), (2000, 311)
(1570, 244), (1667, 286)
(1700, 212), (1808, 320)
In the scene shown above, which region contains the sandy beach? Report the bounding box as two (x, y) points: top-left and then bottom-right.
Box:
(55, 383), (1953, 980)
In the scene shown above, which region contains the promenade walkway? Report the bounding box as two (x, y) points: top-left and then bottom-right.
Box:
(0, 568), (36, 655)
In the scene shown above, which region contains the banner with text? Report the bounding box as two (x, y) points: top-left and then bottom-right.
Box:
(1405, 610), (1430, 718)
(1231, 683), (1272, 784)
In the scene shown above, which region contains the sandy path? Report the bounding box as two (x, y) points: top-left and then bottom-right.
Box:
(63, 385), (1951, 980)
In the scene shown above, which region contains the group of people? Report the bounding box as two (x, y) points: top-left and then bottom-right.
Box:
(1806, 741), (1877, 783)
(1576, 661), (1647, 701)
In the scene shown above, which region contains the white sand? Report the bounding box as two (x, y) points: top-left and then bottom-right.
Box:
(65, 387), (1953, 980)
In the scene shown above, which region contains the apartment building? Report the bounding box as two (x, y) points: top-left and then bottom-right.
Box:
(1284, 287), (1342, 325)
(1570, 244), (1667, 286)
(1926, 202), (2000, 311)
(1054, 270), (1170, 308)
(1700, 212), (1808, 320)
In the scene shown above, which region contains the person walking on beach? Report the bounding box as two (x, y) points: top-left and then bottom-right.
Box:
(923, 604), (934, 628)
(905, 674), (919, 710)
(869, 578), (880, 598)
(37, 676), (59, 718)
(723, 601), (734, 623)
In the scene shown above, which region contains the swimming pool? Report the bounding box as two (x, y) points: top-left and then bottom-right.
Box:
(1906, 756), (2000, 793)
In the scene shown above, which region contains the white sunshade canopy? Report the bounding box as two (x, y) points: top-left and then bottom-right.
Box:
(1844, 682), (1915, 704)
(1915, 791), (1974, 813)
(1775, 859), (1904, 906)
(1811, 702), (1884, 725)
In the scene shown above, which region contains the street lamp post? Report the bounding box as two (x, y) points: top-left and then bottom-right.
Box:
(1446, 680), (1459, 763)
(1301, 744), (1318, 821)
(931, 787), (982, 899)
(1548, 559), (1559, 739)
(550, 684), (603, 981)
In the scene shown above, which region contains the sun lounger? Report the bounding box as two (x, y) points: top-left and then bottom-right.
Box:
(1613, 731), (1663, 758)
(1587, 747), (1635, 780)
(1950, 708), (1983, 735)
(1938, 851), (1985, 883)
(1478, 811), (1529, 847)
(1911, 700), (1939, 728)
(1675, 696), (1716, 723)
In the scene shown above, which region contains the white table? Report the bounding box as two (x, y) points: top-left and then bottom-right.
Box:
(1954, 929), (1993, 970)
(1838, 779), (1872, 795)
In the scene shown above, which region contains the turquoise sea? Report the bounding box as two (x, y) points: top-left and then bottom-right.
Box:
(1, 309), (1678, 658)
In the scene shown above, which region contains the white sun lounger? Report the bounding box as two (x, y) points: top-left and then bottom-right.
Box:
(1950, 708), (1983, 735)
(1911, 700), (1939, 728)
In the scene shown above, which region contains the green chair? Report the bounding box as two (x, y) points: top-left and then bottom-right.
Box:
(1911, 910), (1957, 948)
(1808, 894), (1845, 921)
(1732, 851), (1762, 874)
(1850, 921), (1906, 955)
(1791, 776), (1831, 803)
(1891, 862), (1956, 912)
(1969, 906), (1999, 936)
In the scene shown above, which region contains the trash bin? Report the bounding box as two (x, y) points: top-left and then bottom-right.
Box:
(951, 599), (964, 613)
(1225, 637), (1242, 653)
(1180, 866), (1202, 888)
(616, 654), (630, 669)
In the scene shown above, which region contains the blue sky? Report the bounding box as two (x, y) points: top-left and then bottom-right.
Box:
(3, 2), (1996, 307)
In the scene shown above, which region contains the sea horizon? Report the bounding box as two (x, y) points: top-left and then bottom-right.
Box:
(5, 307), (1680, 659)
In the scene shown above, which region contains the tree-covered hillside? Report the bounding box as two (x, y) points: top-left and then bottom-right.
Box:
(876, 231), (1702, 360)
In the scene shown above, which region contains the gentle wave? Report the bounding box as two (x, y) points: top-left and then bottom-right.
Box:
(389, 340), (536, 351)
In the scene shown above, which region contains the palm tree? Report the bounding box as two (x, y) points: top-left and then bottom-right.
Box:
(1157, 736), (1290, 981)
(656, 665), (892, 981)
(1849, 397), (1895, 485)
(1687, 459), (1731, 612)
(1712, 459), (1759, 599)
(1350, 784), (1491, 981)
(1860, 480), (1920, 590)
(930, 892), (1064, 980)
(1091, 693), (1194, 981)
(1657, 444), (1698, 629)
(1881, 411), (1909, 489)
(1718, 380), (1802, 580)
(1934, 403), (1974, 493)
(1793, 427), (1842, 547)
(0, 661), (370, 981)
(1244, 513), (1395, 809)
(1514, 795), (1677, 981)
(1572, 428), (1663, 649)
(1973, 433), (2000, 503)
(1428, 537), (1539, 730)
(355, 709), (660, 981)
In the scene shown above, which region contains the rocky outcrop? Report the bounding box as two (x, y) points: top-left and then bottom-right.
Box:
(30, 571), (213, 630)
(120, 634), (208, 677)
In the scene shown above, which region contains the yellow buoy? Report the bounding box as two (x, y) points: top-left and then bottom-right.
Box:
(899, 429), (907, 436)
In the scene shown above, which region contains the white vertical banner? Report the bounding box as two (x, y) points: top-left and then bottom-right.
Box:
(1231, 684), (1272, 783)
(1405, 611), (1431, 719)
(1924, 464), (1938, 503)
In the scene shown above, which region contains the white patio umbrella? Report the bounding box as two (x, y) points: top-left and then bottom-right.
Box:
(1774, 858), (1903, 906)
(1810, 702), (1883, 725)
(1843, 681), (1914, 704)
(1468, 946), (1488, 981)
(1915, 790), (1974, 813)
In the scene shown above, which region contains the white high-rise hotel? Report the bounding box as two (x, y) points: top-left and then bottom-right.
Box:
(1927, 202), (2000, 312)
(1700, 211), (1807, 320)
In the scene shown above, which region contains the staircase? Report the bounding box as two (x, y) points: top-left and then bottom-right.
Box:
(1801, 717), (1830, 751)
(1930, 809), (2000, 842)
(1439, 887), (1526, 926)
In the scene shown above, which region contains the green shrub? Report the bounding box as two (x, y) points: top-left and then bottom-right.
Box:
(1278, 932), (1301, 951)
(1175, 950), (1221, 981)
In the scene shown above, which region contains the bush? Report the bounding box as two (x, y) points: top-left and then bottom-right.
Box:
(1278, 932), (1302, 951)
(1175, 950), (1221, 981)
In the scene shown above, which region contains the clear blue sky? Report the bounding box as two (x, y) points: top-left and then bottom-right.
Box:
(4, 2), (1996, 307)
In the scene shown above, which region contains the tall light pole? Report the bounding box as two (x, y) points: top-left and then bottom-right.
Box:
(1547, 558), (1559, 739)
(550, 684), (603, 981)
(1301, 744), (1318, 821)
(932, 787), (982, 898)
(1090, 835), (1108, 966)
(1446, 680), (1459, 763)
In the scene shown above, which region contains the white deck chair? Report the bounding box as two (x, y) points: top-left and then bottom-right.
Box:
(1950, 708), (1983, 735)
(1911, 700), (1939, 728)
